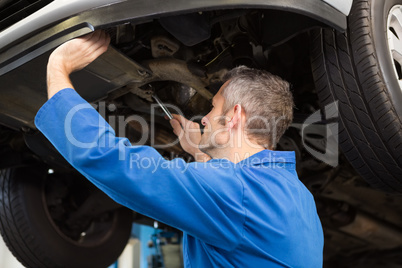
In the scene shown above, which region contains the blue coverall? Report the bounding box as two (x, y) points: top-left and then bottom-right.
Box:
(35, 88), (324, 268)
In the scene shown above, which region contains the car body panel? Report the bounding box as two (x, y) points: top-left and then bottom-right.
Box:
(323, 0), (352, 15)
(0, 0), (349, 52)
(0, 0), (347, 75)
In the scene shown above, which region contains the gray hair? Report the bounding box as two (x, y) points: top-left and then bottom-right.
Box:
(221, 66), (293, 149)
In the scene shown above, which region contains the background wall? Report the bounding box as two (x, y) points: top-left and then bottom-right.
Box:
(0, 235), (24, 268)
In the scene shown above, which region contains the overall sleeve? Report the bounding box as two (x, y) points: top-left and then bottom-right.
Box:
(35, 88), (245, 250)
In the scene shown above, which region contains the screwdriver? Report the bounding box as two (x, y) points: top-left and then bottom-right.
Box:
(152, 95), (173, 120)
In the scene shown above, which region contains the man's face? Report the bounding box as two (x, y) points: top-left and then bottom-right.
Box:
(199, 82), (231, 155)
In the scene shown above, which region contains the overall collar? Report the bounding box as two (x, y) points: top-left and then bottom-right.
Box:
(209, 150), (296, 168)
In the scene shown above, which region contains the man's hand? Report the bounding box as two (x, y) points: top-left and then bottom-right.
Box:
(47, 30), (110, 99)
(170, 114), (211, 162)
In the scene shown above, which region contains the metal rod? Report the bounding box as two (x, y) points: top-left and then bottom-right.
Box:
(152, 95), (173, 120)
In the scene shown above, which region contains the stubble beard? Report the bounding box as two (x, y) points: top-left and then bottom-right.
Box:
(199, 133), (215, 156)
(198, 129), (229, 158)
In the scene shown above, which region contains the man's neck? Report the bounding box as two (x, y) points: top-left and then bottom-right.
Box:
(204, 132), (270, 163)
(209, 145), (266, 163)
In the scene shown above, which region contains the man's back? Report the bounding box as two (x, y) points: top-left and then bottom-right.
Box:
(182, 151), (323, 267)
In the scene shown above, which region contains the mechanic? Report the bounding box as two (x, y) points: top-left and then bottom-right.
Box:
(35, 30), (324, 267)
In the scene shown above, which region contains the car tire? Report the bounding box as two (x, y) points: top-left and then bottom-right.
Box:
(310, 0), (402, 192)
(0, 167), (133, 268)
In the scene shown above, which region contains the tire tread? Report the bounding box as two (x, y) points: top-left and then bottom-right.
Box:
(310, 0), (402, 192)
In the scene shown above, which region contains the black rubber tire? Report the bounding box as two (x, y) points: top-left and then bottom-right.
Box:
(0, 167), (133, 268)
(310, 0), (402, 193)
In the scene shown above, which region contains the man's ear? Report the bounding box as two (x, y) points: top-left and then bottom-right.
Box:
(228, 104), (242, 130)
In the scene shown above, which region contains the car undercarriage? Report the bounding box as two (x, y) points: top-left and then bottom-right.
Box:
(1, 1), (402, 267)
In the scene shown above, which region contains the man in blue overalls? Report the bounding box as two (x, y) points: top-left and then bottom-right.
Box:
(36, 30), (324, 267)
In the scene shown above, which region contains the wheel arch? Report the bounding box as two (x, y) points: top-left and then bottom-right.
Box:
(0, 0), (348, 76)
